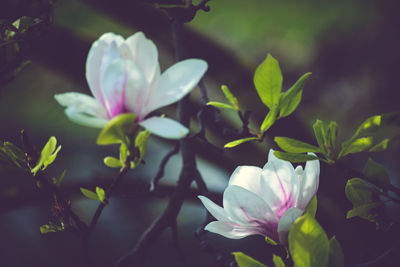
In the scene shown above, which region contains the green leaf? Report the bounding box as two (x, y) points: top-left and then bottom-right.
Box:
(221, 85), (239, 110)
(279, 72), (311, 118)
(363, 158), (390, 189)
(339, 137), (373, 158)
(289, 214), (329, 267)
(224, 137), (259, 148)
(274, 137), (321, 153)
(104, 156), (123, 168)
(313, 120), (327, 155)
(305, 196), (317, 217)
(206, 101), (236, 110)
(135, 130), (151, 163)
(119, 143), (129, 163)
(345, 178), (372, 207)
(260, 107), (278, 133)
(346, 202), (382, 221)
(265, 236), (278, 246)
(369, 138), (389, 152)
(97, 114), (136, 146)
(233, 252), (267, 267)
(31, 136), (61, 176)
(40, 223), (64, 234)
(0, 141), (27, 169)
(273, 151), (321, 163)
(96, 186), (106, 203)
(254, 54), (282, 109)
(80, 188), (100, 201)
(272, 254), (285, 267)
(326, 121), (339, 150)
(328, 237), (344, 267)
(56, 170), (66, 186)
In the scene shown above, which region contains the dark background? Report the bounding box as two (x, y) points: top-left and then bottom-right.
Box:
(1, 0), (400, 266)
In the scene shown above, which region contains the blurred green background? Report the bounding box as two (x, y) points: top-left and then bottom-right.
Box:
(1, 0), (400, 266)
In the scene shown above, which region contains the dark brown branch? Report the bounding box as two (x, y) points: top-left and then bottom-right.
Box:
(149, 142), (180, 193)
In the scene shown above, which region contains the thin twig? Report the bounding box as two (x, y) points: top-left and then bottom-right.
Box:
(149, 143), (180, 193)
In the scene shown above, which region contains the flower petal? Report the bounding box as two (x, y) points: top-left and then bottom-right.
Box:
(228, 166), (263, 196)
(54, 92), (108, 119)
(86, 33), (124, 105)
(205, 221), (256, 239)
(100, 58), (127, 118)
(198, 196), (230, 222)
(260, 149), (299, 219)
(139, 117), (189, 139)
(223, 185), (278, 227)
(144, 59), (207, 115)
(277, 207), (303, 245)
(64, 107), (108, 128)
(296, 154), (320, 210)
(125, 32), (160, 84)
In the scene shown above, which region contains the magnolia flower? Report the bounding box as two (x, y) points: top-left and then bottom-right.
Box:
(198, 149), (319, 244)
(55, 32), (207, 139)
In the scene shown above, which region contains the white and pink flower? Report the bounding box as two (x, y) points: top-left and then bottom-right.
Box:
(198, 149), (320, 244)
(55, 32), (207, 139)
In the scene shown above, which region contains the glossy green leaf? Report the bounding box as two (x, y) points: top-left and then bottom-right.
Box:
(274, 137), (321, 153)
(339, 137), (373, 158)
(305, 196), (317, 217)
(353, 115), (381, 138)
(279, 72), (311, 118)
(233, 252), (267, 267)
(363, 158), (390, 189)
(326, 121), (339, 150)
(135, 130), (151, 163)
(221, 85), (239, 110)
(272, 254), (285, 267)
(369, 138), (389, 152)
(254, 54), (282, 109)
(346, 202), (382, 221)
(31, 136), (61, 176)
(97, 114), (136, 145)
(104, 156), (123, 168)
(289, 214), (329, 267)
(206, 101), (236, 110)
(273, 151), (321, 163)
(40, 223), (64, 234)
(265, 236), (278, 246)
(260, 107), (278, 133)
(80, 188), (100, 201)
(328, 237), (344, 267)
(224, 137), (259, 148)
(345, 178), (372, 207)
(313, 120), (327, 155)
(96, 186), (106, 203)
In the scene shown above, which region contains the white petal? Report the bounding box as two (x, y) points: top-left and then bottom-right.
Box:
(86, 33), (124, 105)
(223, 185), (278, 226)
(205, 221), (255, 239)
(228, 166), (263, 196)
(124, 61), (148, 120)
(277, 207), (303, 245)
(64, 107), (108, 128)
(54, 92), (108, 119)
(125, 32), (160, 84)
(144, 59), (207, 115)
(100, 59), (127, 118)
(139, 117), (189, 139)
(260, 149), (299, 219)
(296, 154), (320, 210)
(198, 196), (230, 222)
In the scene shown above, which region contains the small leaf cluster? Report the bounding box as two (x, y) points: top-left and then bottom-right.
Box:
(208, 54), (311, 148)
(0, 141), (28, 171)
(345, 158), (396, 227)
(80, 187), (106, 204)
(274, 113), (400, 164)
(96, 113), (150, 170)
